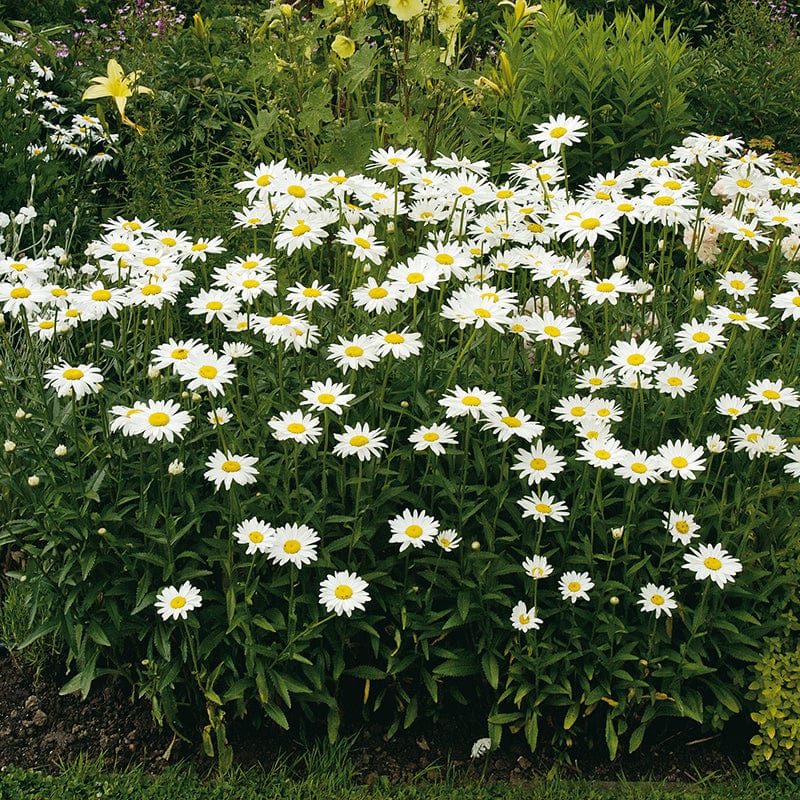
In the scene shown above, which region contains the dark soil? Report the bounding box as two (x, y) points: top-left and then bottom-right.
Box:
(0, 649), (755, 782)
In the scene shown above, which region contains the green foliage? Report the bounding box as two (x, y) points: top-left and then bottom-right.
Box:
(691, 0), (800, 155)
(0, 576), (62, 675)
(748, 635), (800, 775)
(491, 0), (696, 177)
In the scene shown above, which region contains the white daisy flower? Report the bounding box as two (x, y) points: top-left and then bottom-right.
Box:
(268, 523), (320, 567)
(408, 423), (459, 456)
(233, 518), (275, 554)
(637, 584), (677, 618)
(388, 508), (440, 552)
(154, 581), (202, 621)
(332, 422), (387, 461)
(319, 570), (371, 617)
(682, 543), (742, 589)
(559, 571), (594, 603)
(204, 450), (259, 490)
(521, 555), (553, 580)
(510, 601), (543, 632)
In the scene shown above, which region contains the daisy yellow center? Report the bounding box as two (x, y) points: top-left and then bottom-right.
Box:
(148, 412), (170, 427)
(481, 292), (499, 302)
(738, 228), (755, 237)
(458, 185), (475, 195)
(192, 243), (208, 251)
(353, 237), (372, 249)
(161, 237), (177, 247)
(651, 159), (669, 167)
(281, 539), (301, 555)
(318, 393), (335, 404)
(597, 408), (610, 417)
(627, 354), (645, 366)
(206, 300), (223, 310)
(667, 377), (683, 386)
(143, 256), (160, 267)
(501, 416), (522, 428)
(664, 180), (682, 190)
(570, 407), (585, 417)
(496, 189), (514, 199)
(729, 313), (747, 321)
(10, 287), (31, 298)
(248, 531), (264, 543)
(440, 538), (451, 548)
(287, 422), (306, 434)
(170, 596), (186, 609)
(728, 407), (741, 416)
(270, 315), (290, 325)
(596, 282), (614, 292)
(462, 395), (481, 406)
(730, 279), (746, 290)
(63, 368), (84, 380)
(65, 309), (80, 318)
(580, 218), (601, 230)
(241, 260), (258, 269)
(243, 279), (260, 289)
(142, 284), (162, 295)
(550, 126), (567, 138)
(350, 435), (369, 447)
(763, 389), (780, 400)
(222, 460), (241, 473)
(171, 348), (189, 359)
(423, 432), (440, 442)
(651, 594), (665, 606)
(602, 179), (617, 186)
(384, 333), (404, 344)
(344, 345), (363, 357)
(529, 223), (545, 233)
(654, 196), (674, 206)
(111, 242), (130, 252)
(618, 203), (635, 212)
(530, 458), (547, 470)
(328, 175), (347, 184)
(198, 365), (217, 379)
(736, 178), (752, 189)
(39, 321), (55, 329)
(631, 462), (647, 474)
(51, 287), (67, 297)
(511, 324), (524, 332)
(596, 449), (610, 460)
(595, 191), (611, 200)
(256, 175), (271, 187)
(519, 613), (530, 625)
(676, 521), (690, 533)
(543, 325), (561, 338)
(692, 332), (710, 343)
(475, 307), (491, 318)
(435, 253), (454, 265)
(792, 297), (800, 307)
(531, 567), (544, 577)
(781, 176), (798, 186)
(91, 288), (112, 301)
(335, 584), (353, 599)
(368, 287), (388, 299)
(405, 525), (423, 538)
(291, 222), (311, 237)
(535, 503), (552, 514)
(567, 581), (581, 592)
(287, 185), (306, 198)
(703, 556), (722, 571)
(406, 272), (424, 284)
(747, 432), (760, 442)
(589, 377), (602, 386)
(372, 192), (387, 200)
(671, 456), (688, 468)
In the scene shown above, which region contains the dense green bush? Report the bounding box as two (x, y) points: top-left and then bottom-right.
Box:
(691, 0), (800, 156)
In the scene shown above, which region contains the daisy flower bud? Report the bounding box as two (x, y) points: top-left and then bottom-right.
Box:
(27, 475), (40, 487)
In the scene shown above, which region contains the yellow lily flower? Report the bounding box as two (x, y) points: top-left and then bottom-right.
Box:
(81, 58), (153, 133)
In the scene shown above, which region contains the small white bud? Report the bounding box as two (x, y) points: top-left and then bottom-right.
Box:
(611, 526), (624, 540)
(693, 287), (705, 302)
(27, 475), (40, 487)
(4, 440), (16, 452)
(577, 343), (590, 356)
(612, 255), (628, 271)
(168, 459), (185, 476)
(15, 407), (25, 419)
(54, 444), (67, 456)
(147, 366), (161, 379)
(609, 596), (620, 606)
(471, 540), (481, 551)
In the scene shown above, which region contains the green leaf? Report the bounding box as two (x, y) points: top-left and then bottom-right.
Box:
(605, 713), (619, 760)
(563, 702), (580, 730)
(264, 702), (290, 730)
(628, 723), (647, 753)
(482, 651), (499, 690)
